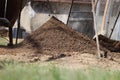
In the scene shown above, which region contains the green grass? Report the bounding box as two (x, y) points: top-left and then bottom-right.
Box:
(0, 37), (8, 45)
(0, 60), (120, 80)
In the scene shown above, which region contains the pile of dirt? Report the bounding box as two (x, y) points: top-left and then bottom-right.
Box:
(21, 16), (99, 55)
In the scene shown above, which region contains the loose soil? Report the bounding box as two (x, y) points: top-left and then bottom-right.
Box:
(20, 16), (99, 56)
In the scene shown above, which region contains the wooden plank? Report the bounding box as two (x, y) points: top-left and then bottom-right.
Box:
(100, 0), (110, 34)
(92, 0), (101, 58)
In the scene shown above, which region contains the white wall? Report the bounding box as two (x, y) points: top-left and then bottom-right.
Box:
(21, 2), (35, 33)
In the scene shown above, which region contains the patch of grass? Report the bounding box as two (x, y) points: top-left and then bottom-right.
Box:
(0, 37), (8, 45)
(0, 61), (120, 80)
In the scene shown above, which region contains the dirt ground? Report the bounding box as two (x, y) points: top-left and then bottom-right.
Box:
(0, 50), (120, 70)
(0, 17), (120, 70)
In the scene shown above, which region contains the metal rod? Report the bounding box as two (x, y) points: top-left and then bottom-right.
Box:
(16, 0), (23, 45)
(46, 0), (54, 15)
(67, 0), (74, 25)
(109, 11), (120, 39)
(4, 0), (7, 18)
(16, 14), (21, 44)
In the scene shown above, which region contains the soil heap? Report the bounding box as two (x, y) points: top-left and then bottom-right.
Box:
(21, 16), (98, 55)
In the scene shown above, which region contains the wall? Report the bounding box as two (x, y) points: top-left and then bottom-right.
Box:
(20, 1), (120, 40)
(95, 0), (120, 40)
(30, 1), (94, 38)
(30, 1), (70, 30)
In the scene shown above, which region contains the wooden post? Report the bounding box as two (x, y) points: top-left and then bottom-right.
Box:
(92, 0), (101, 58)
(94, 0), (99, 10)
(8, 27), (13, 46)
(100, 0), (110, 34)
(67, 0), (74, 25)
(105, 0), (113, 36)
(96, 0), (101, 17)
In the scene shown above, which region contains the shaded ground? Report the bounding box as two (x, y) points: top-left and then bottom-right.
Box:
(97, 35), (120, 52)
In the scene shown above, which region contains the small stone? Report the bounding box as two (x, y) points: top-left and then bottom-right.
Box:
(109, 57), (114, 61)
(100, 51), (107, 58)
(30, 57), (40, 62)
(34, 57), (40, 61)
